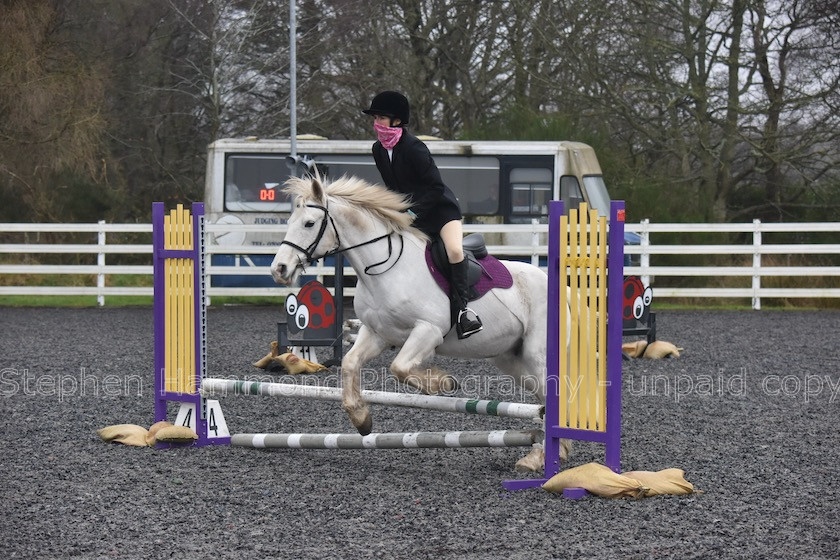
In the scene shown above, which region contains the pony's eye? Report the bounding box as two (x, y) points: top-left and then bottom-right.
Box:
(304, 220), (316, 228)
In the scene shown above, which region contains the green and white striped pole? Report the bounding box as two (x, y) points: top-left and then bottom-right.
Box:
(201, 379), (543, 420)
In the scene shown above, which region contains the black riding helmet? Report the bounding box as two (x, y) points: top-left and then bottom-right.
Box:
(362, 91), (410, 126)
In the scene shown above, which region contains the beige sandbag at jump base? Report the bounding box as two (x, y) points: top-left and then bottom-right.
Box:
(622, 340), (648, 358)
(276, 352), (327, 374)
(145, 421), (174, 446)
(97, 424), (149, 447)
(542, 462), (698, 498)
(153, 425), (198, 444)
(643, 340), (683, 359)
(622, 468), (695, 496)
(621, 340), (684, 359)
(145, 421), (198, 445)
(253, 341), (328, 373)
(99, 422), (197, 447)
(542, 463), (647, 498)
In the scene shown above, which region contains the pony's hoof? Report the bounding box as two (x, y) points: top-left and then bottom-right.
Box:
(559, 438), (572, 462)
(514, 447), (545, 473)
(354, 414), (372, 436)
(421, 367), (458, 395)
(440, 375), (459, 394)
(344, 404), (372, 436)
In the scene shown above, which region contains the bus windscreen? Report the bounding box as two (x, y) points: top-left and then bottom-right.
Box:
(224, 154), (293, 211)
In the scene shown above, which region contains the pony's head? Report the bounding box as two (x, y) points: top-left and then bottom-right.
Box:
(270, 173), (418, 285)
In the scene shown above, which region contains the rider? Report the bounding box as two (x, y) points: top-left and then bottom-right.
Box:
(362, 90), (482, 339)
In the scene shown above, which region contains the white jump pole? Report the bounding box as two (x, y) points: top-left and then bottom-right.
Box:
(232, 430), (541, 449)
(201, 378), (543, 420)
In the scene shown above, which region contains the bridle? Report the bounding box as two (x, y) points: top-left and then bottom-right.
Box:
(279, 203), (335, 263)
(280, 201), (404, 276)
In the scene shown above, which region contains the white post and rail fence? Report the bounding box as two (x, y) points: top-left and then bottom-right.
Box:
(1, 219), (839, 309)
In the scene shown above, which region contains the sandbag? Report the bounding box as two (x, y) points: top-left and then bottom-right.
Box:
(253, 342), (327, 373)
(145, 421), (172, 445)
(543, 463), (698, 498)
(622, 340), (648, 358)
(643, 341), (683, 359)
(99, 421), (197, 447)
(276, 352), (327, 374)
(97, 424), (149, 447)
(622, 468), (695, 496)
(542, 463), (647, 498)
(154, 425), (198, 444)
(622, 340), (684, 359)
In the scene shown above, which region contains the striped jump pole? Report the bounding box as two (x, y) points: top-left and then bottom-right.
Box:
(232, 430), (541, 450)
(201, 379), (543, 420)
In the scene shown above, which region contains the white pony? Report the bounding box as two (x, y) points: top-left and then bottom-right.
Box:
(271, 174), (568, 471)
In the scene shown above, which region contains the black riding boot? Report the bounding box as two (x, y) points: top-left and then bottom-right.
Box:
(451, 258), (483, 339)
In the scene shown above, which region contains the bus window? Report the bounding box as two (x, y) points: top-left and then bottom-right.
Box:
(509, 167), (552, 221)
(224, 154), (293, 211)
(312, 155), (382, 185)
(560, 175), (584, 212)
(583, 175), (611, 216)
(306, 154), (500, 216)
(435, 156), (500, 215)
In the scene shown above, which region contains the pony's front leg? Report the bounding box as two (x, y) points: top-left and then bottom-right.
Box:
(390, 322), (455, 394)
(341, 324), (388, 435)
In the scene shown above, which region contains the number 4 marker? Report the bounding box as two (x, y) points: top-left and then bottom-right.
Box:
(174, 400), (230, 439)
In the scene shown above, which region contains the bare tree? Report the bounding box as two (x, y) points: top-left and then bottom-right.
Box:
(736, 0), (840, 220)
(530, 0), (840, 222)
(0, 0), (110, 221)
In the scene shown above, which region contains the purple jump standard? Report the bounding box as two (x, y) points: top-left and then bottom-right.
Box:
(503, 200), (625, 494)
(153, 201), (229, 447)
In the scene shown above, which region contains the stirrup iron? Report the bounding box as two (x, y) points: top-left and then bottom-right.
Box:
(457, 307), (483, 339)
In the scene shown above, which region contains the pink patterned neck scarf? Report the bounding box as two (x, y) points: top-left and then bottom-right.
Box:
(374, 122), (403, 150)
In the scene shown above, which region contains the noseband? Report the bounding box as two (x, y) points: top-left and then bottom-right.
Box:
(280, 202), (404, 275)
(279, 203), (336, 263)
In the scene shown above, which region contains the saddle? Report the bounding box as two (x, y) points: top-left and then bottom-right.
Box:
(428, 233), (498, 302)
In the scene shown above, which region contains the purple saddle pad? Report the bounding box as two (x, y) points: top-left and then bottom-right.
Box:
(424, 246), (514, 299)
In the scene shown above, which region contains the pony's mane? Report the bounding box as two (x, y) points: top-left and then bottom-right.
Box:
(285, 174), (425, 238)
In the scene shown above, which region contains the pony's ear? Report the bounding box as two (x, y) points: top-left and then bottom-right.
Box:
(311, 176), (324, 204)
(310, 166), (325, 204)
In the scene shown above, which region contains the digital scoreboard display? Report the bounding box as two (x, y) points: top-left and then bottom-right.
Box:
(258, 187), (277, 201)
